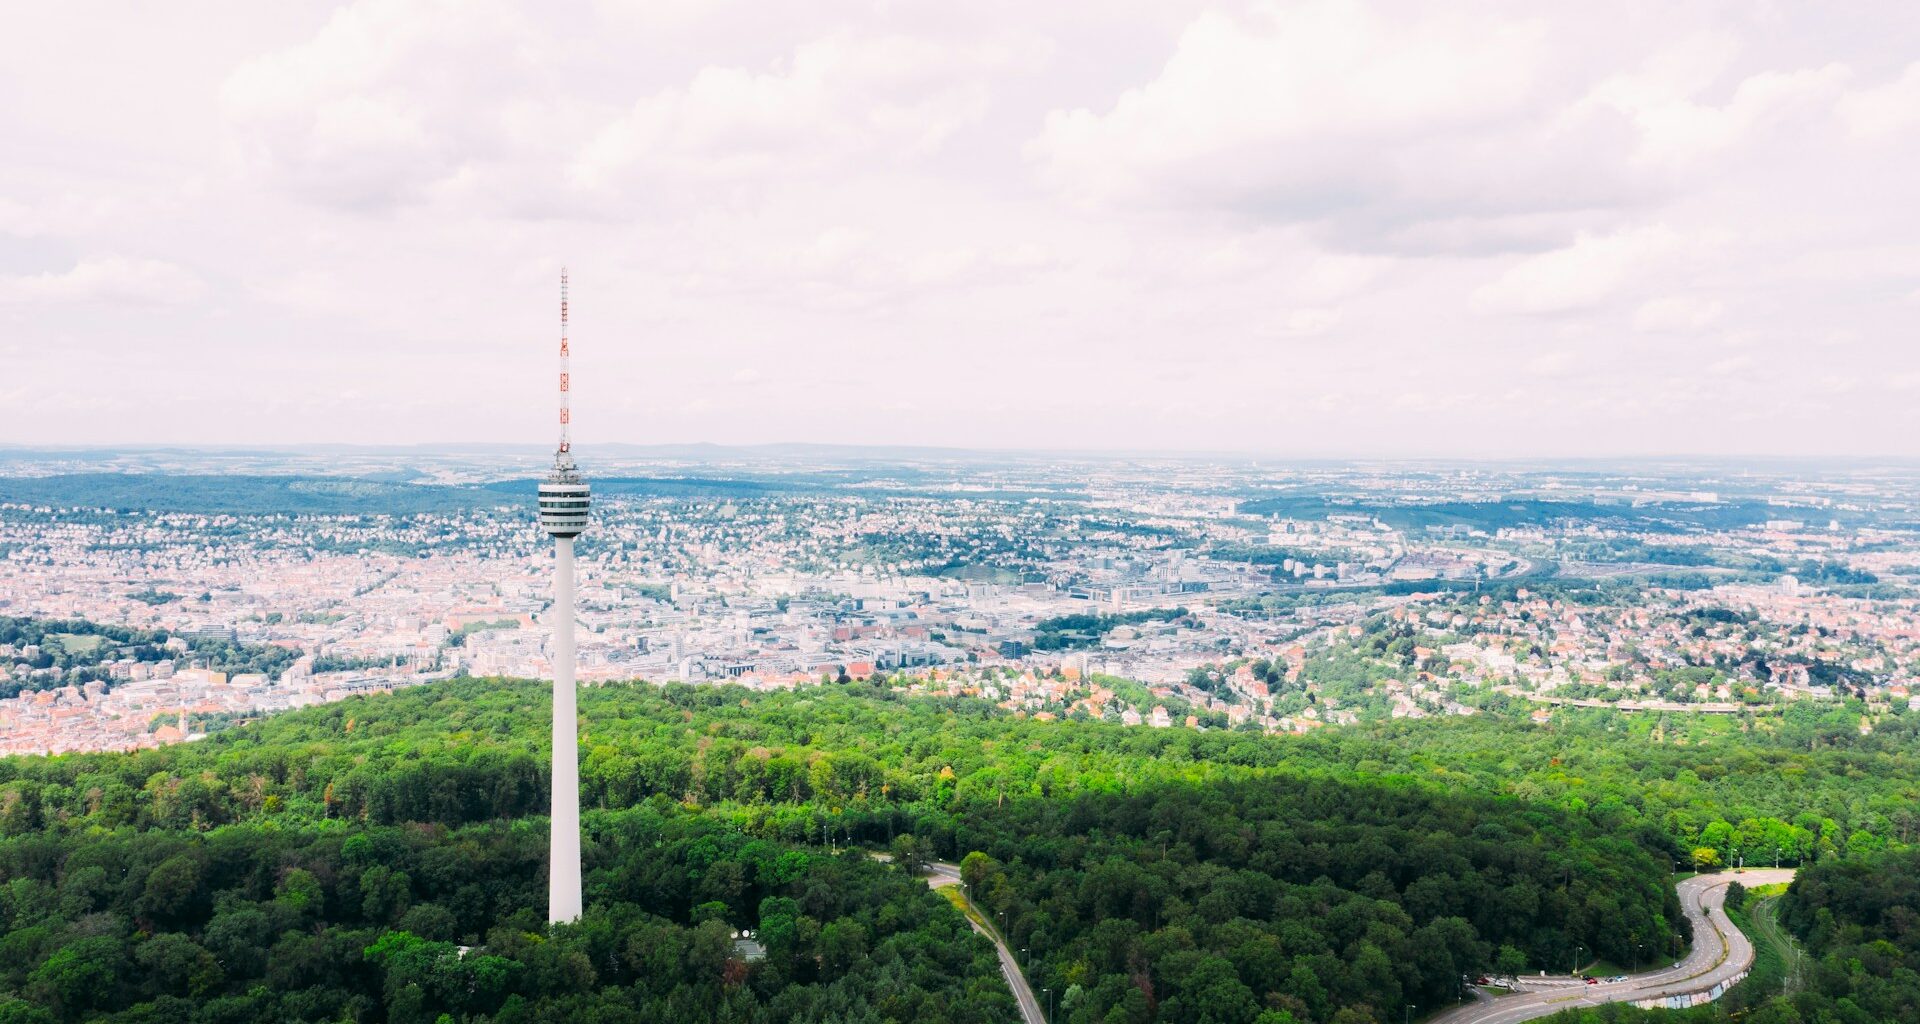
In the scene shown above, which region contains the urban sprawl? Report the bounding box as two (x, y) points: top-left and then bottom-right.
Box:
(5, 455), (1919, 756)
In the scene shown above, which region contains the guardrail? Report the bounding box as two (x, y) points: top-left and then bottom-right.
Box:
(1633, 968), (1748, 1010)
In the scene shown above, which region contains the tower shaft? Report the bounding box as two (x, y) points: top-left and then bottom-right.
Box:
(548, 535), (582, 923)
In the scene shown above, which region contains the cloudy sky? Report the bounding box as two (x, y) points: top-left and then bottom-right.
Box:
(3, 1), (1918, 456)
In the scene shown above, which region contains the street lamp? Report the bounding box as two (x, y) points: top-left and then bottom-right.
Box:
(1571, 945), (1583, 977)
(1043, 987), (1052, 1024)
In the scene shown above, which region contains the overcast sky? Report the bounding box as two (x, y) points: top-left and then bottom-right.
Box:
(3, 1), (1918, 456)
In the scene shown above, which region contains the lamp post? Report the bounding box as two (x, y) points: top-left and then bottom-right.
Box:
(1043, 987), (1052, 1023)
(1571, 945), (1583, 977)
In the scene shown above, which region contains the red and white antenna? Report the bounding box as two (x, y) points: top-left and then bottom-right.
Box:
(558, 268), (571, 457)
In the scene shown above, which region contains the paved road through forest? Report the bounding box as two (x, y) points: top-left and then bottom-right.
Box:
(1430, 869), (1796, 1024)
(922, 861), (1047, 1024)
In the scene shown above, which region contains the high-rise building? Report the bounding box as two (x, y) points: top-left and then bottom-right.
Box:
(538, 270), (590, 924)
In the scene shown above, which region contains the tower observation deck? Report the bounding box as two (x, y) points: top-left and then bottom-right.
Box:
(538, 463), (590, 536)
(540, 269), (590, 537)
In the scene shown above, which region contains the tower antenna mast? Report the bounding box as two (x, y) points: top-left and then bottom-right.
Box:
(558, 268), (572, 461)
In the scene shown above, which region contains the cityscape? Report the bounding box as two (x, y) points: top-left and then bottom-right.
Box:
(7, 452), (1919, 758)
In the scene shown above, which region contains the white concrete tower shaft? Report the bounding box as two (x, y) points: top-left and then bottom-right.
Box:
(538, 268), (589, 924)
(548, 534), (581, 923)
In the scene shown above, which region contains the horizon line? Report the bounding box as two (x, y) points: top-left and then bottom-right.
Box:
(3, 441), (1920, 466)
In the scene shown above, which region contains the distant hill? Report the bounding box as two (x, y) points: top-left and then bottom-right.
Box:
(0, 471), (1075, 514)
(0, 473), (503, 515)
(1234, 493), (1793, 533)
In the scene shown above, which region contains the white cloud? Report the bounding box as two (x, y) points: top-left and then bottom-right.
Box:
(1633, 295), (1724, 333)
(1028, 6), (1873, 259)
(220, 0), (533, 210)
(1579, 52), (1851, 168)
(1258, 307), (1341, 338)
(1030, 3), (1548, 232)
(573, 31), (1032, 189)
(1472, 225), (1684, 316)
(0, 257), (206, 306)
(1525, 350), (1577, 377)
(1708, 354), (1754, 376)
(1836, 62), (1920, 138)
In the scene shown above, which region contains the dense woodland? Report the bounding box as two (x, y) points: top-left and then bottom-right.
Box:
(0, 678), (1915, 1023)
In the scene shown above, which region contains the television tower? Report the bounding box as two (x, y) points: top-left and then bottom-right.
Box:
(538, 268), (589, 924)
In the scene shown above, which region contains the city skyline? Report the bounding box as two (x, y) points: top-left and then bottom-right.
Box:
(4, 1), (1920, 456)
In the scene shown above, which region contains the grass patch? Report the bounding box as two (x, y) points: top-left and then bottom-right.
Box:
(1723, 890), (1801, 1009)
(1741, 893), (1804, 997)
(51, 632), (108, 655)
(935, 883), (1014, 949)
(934, 884), (990, 933)
(1574, 958), (1633, 978)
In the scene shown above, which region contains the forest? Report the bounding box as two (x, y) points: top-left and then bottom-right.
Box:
(0, 678), (1915, 1023)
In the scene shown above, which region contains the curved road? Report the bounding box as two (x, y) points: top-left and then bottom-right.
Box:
(922, 861), (1047, 1024)
(1430, 869), (1795, 1024)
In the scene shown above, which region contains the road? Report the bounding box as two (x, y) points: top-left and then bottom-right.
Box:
(922, 861), (1047, 1024)
(1429, 869), (1796, 1024)
(1520, 692), (1749, 714)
